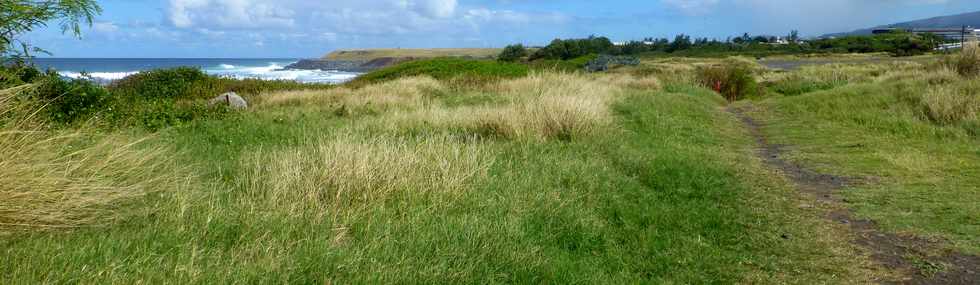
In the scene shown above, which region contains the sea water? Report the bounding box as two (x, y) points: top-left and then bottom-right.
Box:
(30, 58), (361, 84)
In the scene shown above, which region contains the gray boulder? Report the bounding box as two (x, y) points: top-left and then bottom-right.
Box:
(208, 92), (248, 109)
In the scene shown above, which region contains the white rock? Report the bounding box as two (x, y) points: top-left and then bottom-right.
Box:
(208, 92), (248, 109)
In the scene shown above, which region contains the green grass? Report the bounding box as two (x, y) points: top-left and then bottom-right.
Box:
(347, 58), (529, 88)
(0, 73), (872, 283)
(745, 70), (980, 255)
(324, 48), (502, 60)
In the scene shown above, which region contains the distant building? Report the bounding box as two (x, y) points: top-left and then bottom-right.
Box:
(872, 27), (979, 42)
(613, 41), (656, 46)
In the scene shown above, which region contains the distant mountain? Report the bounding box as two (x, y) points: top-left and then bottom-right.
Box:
(823, 10), (980, 38)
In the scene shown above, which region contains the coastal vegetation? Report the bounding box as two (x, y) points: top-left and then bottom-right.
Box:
(503, 30), (946, 64)
(2, 4), (979, 280)
(3, 44), (979, 282)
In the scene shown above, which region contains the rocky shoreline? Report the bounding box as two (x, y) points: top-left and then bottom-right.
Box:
(284, 57), (414, 73)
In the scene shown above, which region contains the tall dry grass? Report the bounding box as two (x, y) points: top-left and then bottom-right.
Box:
(376, 73), (623, 141)
(921, 81), (980, 126)
(259, 73), (633, 141)
(237, 133), (492, 219)
(256, 76), (445, 115)
(0, 85), (184, 231)
(952, 41), (980, 77)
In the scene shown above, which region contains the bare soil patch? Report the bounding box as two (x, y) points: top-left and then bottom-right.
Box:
(729, 105), (980, 284)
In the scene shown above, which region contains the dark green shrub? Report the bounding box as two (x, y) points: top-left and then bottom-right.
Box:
(697, 63), (760, 101)
(42, 78), (110, 124)
(530, 36), (616, 60)
(108, 67), (209, 100)
(498, 44), (528, 62)
(348, 58), (529, 87)
(528, 54), (598, 72)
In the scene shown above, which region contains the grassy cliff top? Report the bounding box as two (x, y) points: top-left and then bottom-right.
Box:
(323, 48), (501, 60)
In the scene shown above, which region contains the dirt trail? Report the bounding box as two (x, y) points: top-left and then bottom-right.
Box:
(728, 106), (980, 285)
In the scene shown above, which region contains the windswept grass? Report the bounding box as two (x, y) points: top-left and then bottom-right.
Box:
(947, 41), (980, 77)
(0, 85), (185, 231)
(238, 133), (492, 219)
(11, 57), (967, 283)
(920, 80), (980, 127)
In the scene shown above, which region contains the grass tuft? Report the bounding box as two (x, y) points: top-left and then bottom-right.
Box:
(237, 133), (492, 218)
(0, 86), (185, 230)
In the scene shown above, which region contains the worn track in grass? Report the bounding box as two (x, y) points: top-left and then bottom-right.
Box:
(728, 105), (980, 285)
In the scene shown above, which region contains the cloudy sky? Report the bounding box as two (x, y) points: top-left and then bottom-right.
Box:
(24, 0), (980, 58)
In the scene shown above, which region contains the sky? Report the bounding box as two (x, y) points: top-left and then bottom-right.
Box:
(23, 0), (980, 58)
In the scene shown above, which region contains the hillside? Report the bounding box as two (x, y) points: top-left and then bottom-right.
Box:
(322, 48), (501, 60)
(825, 10), (980, 37)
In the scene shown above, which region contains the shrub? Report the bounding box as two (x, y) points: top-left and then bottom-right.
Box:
(109, 67), (209, 100)
(498, 44), (528, 62)
(528, 54), (598, 72)
(697, 63), (760, 101)
(530, 36), (616, 60)
(36, 76), (111, 124)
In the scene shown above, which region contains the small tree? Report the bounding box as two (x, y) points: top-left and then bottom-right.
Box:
(1, 0), (102, 60)
(498, 44), (528, 62)
(787, 30), (800, 43)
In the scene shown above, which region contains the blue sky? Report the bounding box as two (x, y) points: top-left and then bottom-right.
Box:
(24, 0), (980, 58)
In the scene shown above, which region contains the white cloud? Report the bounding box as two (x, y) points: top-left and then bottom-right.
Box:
(168, 0), (295, 29)
(91, 22), (120, 33)
(661, 0), (720, 15)
(411, 0), (458, 18)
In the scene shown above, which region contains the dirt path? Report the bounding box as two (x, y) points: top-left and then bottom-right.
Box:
(728, 105), (980, 285)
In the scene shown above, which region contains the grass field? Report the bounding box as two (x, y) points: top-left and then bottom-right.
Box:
(2, 51), (978, 283)
(323, 48), (502, 60)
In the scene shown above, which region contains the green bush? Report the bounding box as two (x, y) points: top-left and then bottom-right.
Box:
(498, 44), (528, 62)
(37, 76), (111, 124)
(108, 67), (209, 100)
(528, 54), (598, 72)
(348, 58), (529, 87)
(530, 36), (616, 60)
(102, 67), (334, 130)
(697, 63), (760, 101)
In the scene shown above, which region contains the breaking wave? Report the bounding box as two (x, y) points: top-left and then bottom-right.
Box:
(60, 71), (139, 81)
(57, 62), (361, 84)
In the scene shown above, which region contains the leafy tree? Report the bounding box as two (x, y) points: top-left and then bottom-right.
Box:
(1, 0), (101, 60)
(667, 34), (691, 52)
(787, 30), (800, 43)
(530, 36), (616, 60)
(498, 44), (528, 62)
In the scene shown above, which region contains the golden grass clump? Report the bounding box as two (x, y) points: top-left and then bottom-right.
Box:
(468, 93), (612, 140)
(256, 76), (445, 111)
(374, 73), (621, 141)
(595, 74), (662, 90)
(921, 81), (980, 126)
(0, 86), (183, 230)
(237, 133), (492, 217)
(951, 41), (980, 77)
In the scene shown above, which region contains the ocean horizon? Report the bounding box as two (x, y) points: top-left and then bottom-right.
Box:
(28, 58), (361, 84)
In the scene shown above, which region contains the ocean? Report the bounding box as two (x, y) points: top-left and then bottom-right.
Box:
(30, 58), (361, 84)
